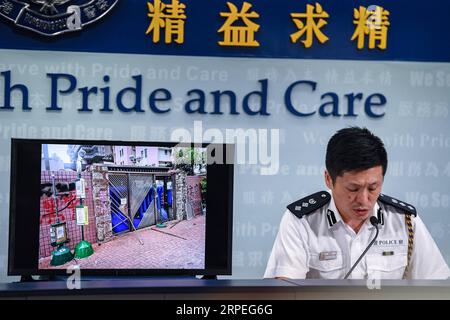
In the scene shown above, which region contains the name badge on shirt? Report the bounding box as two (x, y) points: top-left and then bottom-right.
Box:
(319, 251), (337, 261)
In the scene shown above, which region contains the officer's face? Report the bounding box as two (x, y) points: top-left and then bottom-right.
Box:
(325, 166), (383, 222)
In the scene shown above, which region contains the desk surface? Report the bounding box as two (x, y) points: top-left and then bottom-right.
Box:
(1, 279), (450, 299)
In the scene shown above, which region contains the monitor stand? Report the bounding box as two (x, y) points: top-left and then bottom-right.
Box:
(71, 275), (198, 281)
(19, 274), (215, 282)
(19, 275), (34, 282)
(19, 275), (56, 282)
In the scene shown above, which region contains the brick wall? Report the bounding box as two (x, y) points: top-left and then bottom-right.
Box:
(39, 171), (96, 259)
(173, 170), (186, 220)
(90, 164), (113, 243)
(186, 175), (203, 217)
(172, 171), (205, 220)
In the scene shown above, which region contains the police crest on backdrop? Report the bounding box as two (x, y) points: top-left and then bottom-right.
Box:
(0, 0), (119, 36)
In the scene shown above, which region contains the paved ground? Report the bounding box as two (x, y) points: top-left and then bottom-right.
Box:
(39, 215), (205, 270)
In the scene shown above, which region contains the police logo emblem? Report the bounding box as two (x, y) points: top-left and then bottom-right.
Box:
(0, 0), (119, 36)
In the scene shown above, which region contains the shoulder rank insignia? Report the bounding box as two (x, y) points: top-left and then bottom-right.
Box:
(287, 191), (331, 219)
(378, 193), (417, 216)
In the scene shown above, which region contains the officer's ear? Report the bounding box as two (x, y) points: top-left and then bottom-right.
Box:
(324, 170), (333, 189)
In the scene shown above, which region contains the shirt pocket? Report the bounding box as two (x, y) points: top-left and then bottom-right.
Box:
(307, 252), (345, 279)
(366, 252), (407, 279)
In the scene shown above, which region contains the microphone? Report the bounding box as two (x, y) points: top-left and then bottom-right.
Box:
(343, 216), (380, 279)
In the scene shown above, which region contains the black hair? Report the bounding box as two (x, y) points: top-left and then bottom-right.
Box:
(325, 127), (387, 183)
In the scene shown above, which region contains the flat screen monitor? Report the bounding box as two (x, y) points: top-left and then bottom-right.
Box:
(8, 139), (234, 277)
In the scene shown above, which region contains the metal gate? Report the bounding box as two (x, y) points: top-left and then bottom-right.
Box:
(129, 174), (156, 229)
(109, 174), (130, 234)
(109, 173), (157, 234)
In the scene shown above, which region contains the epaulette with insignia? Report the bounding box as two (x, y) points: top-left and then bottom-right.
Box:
(378, 193), (417, 216)
(287, 191), (331, 219)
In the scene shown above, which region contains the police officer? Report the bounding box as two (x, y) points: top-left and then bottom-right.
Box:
(264, 127), (450, 279)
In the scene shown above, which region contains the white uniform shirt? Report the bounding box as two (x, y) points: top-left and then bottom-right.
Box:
(264, 191), (450, 279)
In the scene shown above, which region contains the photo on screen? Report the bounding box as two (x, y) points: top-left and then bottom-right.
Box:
(38, 144), (208, 270)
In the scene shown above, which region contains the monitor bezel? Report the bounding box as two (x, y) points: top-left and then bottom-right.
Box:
(8, 138), (234, 277)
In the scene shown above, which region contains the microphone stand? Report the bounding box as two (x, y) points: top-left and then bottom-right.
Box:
(344, 217), (380, 279)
